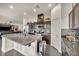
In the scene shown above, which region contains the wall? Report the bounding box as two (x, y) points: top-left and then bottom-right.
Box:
(51, 4), (61, 53)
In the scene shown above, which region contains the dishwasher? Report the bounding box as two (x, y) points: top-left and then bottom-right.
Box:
(38, 41), (46, 56)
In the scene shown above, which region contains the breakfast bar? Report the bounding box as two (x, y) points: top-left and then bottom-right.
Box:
(1, 33), (42, 56)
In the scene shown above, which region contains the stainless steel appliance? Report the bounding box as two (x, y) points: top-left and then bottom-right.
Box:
(39, 41), (46, 56)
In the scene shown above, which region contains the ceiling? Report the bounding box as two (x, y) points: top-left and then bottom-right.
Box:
(0, 3), (55, 24)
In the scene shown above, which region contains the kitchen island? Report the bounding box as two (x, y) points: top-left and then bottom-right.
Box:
(1, 33), (42, 56)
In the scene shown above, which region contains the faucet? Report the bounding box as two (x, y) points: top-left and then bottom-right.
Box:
(22, 29), (27, 36)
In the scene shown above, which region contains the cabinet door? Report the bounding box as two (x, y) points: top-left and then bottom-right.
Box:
(69, 10), (75, 29)
(74, 4), (79, 28)
(69, 4), (79, 29)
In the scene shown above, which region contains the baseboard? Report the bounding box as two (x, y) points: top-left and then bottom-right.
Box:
(1, 48), (13, 53)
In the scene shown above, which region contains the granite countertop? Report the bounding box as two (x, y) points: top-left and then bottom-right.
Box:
(2, 33), (42, 46)
(61, 29), (79, 55)
(62, 36), (79, 56)
(62, 35), (79, 45)
(62, 34), (79, 44)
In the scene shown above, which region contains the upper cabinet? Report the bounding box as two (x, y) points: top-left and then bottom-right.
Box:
(69, 3), (79, 29)
(37, 13), (44, 23)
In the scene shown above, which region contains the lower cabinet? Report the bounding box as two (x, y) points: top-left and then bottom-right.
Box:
(2, 36), (37, 56)
(13, 40), (37, 56)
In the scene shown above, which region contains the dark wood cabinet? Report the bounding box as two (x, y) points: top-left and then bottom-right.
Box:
(42, 34), (51, 45)
(0, 24), (11, 31)
(37, 13), (44, 23)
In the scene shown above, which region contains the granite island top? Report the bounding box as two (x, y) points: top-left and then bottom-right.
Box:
(2, 33), (42, 46)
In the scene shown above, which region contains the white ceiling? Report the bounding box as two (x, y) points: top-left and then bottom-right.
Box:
(0, 3), (55, 24)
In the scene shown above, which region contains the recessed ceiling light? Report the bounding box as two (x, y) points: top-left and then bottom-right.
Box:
(9, 5), (14, 9)
(36, 5), (40, 8)
(49, 4), (51, 7)
(33, 9), (36, 12)
(24, 12), (26, 15)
